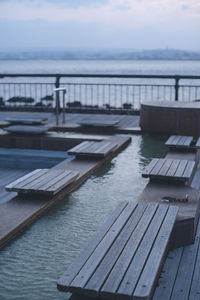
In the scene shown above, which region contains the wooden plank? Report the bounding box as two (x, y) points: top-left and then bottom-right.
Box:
(174, 160), (188, 178)
(100, 203), (158, 299)
(117, 205), (169, 299)
(68, 141), (91, 154)
(189, 222), (200, 300)
(142, 159), (159, 177)
(133, 206), (178, 300)
(37, 170), (73, 191)
(57, 202), (129, 291)
(68, 203), (138, 294)
(165, 135), (177, 146)
(158, 159), (173, 176)
(183, 136), (193, 146)
(5, 169), (43, 191)
(46, 171), (79, 195)
(183, 160), (195, 179)
(28, 169), (64, 191)
(171, 135), (181, 146)
(195, 137), (200, 148)
(150, 159), (166, 176)
(84, 203), (153, 296)
(153, 247), (183, 300)
(14, 169), (50, 190)
(166, 159), (180, 177)
(170, 234), (199, 300)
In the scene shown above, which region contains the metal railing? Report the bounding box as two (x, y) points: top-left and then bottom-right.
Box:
(0, 74), (200, 113)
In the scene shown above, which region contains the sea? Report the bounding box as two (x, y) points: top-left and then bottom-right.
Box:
(0, 59), (200, 76)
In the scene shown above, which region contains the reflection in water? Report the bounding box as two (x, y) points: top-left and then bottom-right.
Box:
(0, 134), (166, 300)
(139, 133), (168, 168)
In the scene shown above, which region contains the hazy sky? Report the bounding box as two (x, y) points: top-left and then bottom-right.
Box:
(0, 0), (200, 50)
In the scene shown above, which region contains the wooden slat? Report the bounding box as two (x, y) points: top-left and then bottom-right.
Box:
(100, 203), (158, 298)
(28, 169), (64, 191)
(68, 141), (92, 153)
(69, 203), (138, 293)
(170, 237), (199, 300)
(150, 159), (166, 175)
(47, 171), (79, 194)
(171, 135), (181, 146)
(166, 159), (180, 177)
(18, 169), (59, 190)
(116, 205), (169, 299)
(84, 203), (153, 296)
(57, 202), (129, 291)
(165, 135), (177, 146)
(142, 159), (159, 177)
(37, 170), (73, 191)
(183, 136), (193, 146)
(174, 160), (188, 178)
(153, 248), (183, 300)
(5, 169), (45, 191)
(158, 159), (173, 176)
(133, 206), (179, 300)
(195, 137), (200, 148)
(183, 160), (195, 179)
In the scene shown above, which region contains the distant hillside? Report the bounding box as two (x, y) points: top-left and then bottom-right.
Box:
(0, 49), (200, 60)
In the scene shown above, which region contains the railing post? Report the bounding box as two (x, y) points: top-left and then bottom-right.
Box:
(55, 75), (61, 115)
(174, 76), (180, 101)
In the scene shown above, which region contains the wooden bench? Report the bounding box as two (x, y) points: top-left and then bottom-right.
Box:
(68, 141), (118, 158)
(142, 158), (195, 183)
(58, 202), (178, 300)
(5, 168), (79, 196)
(3, 125), (50, 135)
(78, 119), (119, 128)
(165, 135), (193, 149)
(5, 117), (47, 125)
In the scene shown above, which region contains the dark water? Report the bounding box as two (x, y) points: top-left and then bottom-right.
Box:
(0, 134), (167, 300)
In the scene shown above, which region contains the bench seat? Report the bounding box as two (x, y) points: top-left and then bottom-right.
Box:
(165, 135), (193, 149)
(142, 158), (195, 183)
(68, 141), (118, 158)
(58, 202), (178, 300)
(5, 117), (47, 125)
(78, 119), (119, 128)
(6, 168), (79, 196)
(3, 125), (49, 135)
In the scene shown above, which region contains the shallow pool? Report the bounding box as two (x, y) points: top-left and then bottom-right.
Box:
(0, 134), (167, 300)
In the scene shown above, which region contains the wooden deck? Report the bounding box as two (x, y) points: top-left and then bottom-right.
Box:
(153, 218), (200, 300)
(58, 202), (178, 300)
(0, 111), (140, 134)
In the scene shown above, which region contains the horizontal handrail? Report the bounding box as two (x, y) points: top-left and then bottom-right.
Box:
(0, 73), (200, 79)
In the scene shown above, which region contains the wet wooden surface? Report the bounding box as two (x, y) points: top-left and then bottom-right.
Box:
(58, 203), (178, 300)
(0, 135), (131, 249)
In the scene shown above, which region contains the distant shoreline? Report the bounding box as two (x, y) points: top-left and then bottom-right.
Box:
(0, 49), (200, 61)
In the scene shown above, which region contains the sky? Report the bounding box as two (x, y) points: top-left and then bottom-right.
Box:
(0, 0), (200, 50)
